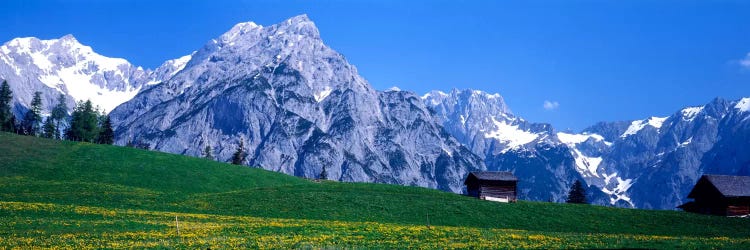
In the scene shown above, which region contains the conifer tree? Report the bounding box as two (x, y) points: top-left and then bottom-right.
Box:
(50, 94), (68, 139)
(8, 116), (17, 134)
(566, 180), (588, 204)
(21, 91), (43, 136)
(65, 100), (99, 142)
(319, 166), (328, 180)
(203, 145), (213, 160)
(42, 117), (56, 139)
(231, 138), (246, 165)
(97, 115), (114, 144)
(0, 80), (15, 132)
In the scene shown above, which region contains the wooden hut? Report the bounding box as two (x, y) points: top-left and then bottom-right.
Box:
(679, 174), (750, 216)
(464, 171), (517, 202)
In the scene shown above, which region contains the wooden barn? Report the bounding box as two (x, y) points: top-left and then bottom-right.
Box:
(679, 174), (750, 216)
(464, 171), (517, 202)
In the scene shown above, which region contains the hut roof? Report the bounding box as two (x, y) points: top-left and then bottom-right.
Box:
(466, 171), (517, 182)
(691, 175), (750, 198)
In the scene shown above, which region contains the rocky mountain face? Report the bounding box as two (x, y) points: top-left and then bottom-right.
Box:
(0, 35), (188, 116)
(110, 15), (485, 193)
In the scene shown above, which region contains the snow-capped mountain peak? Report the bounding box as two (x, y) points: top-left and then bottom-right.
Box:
(216, 14), (319, 48)
(149, 52), (195, 85)
(423, 88), (512, 115)
(424, 88), (552, 155)
(680, 106), (704, 121)
(1, 35), (146, 112)
(386, 86), (401, 92)
(0, 35), (194, 114)
(167, 54), (193, 74)
(220, 22), (262, 45)
(4, 35), (130, 72)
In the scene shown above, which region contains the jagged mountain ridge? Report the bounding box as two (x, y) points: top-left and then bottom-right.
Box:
(423, 89), (609, 204)
(425, 89), (750, 209)
(110, 15), (485, 193)
(584, 97), (750, 209)
(0, 34), (190, 116)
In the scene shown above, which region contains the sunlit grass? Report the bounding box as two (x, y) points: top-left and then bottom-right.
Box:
(2, 132), (750, 248)
(2, 201), (748, 249)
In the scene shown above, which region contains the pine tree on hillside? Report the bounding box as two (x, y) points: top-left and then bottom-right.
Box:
(21, 91), (43, 136)
(50, 94), (68, 139)
(42, 117), (56, 139)
(566, 180), (588, 204)
(97, 115), (114, 144)
(0, 80), (15, 132)
(319, 166), (328, 180)
(231, 138), (246, 165)
(65, 100), (99, 142)
(203, 145), (213, 160)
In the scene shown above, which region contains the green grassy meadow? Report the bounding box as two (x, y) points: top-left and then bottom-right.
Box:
(1, 132), (749, 248)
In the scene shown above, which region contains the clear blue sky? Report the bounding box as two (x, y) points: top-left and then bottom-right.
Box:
(2, 0), (749, 131)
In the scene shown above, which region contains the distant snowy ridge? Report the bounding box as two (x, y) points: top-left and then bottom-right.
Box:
(425, 87), (750, 209)
(0, 35), (190, 114)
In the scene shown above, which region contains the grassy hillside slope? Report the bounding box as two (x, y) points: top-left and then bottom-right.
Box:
(1, 132), (749, 248)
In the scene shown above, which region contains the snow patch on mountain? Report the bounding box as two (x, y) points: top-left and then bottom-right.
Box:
(648, 116), (669, 128)
(489, 93), (502, 99)
(736, 97), (750, 112)
(601, 173), (634, 206)
(572, 149), (602, 178)
(0, 45), (23, 75)
(29, 50), (54, 70)
(314, 86), (332, 102)
(484, 117), (539, 152)
(678, 137), (693, 148)
(620, 116), (668, 138)
(681, 106), (703, 121)
(556, 132), (611, 178)
(557, 132), (608, 145)
(166, 54), (192, 77)
(50, 66), (140, 112)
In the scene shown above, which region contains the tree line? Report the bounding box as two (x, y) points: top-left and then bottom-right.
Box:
(2, 80), (250, 165)
(0, 80), (113, 144)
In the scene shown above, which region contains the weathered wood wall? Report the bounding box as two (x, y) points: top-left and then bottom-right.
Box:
(479, 185), (516, 201)
(727, 205), (750, 216)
